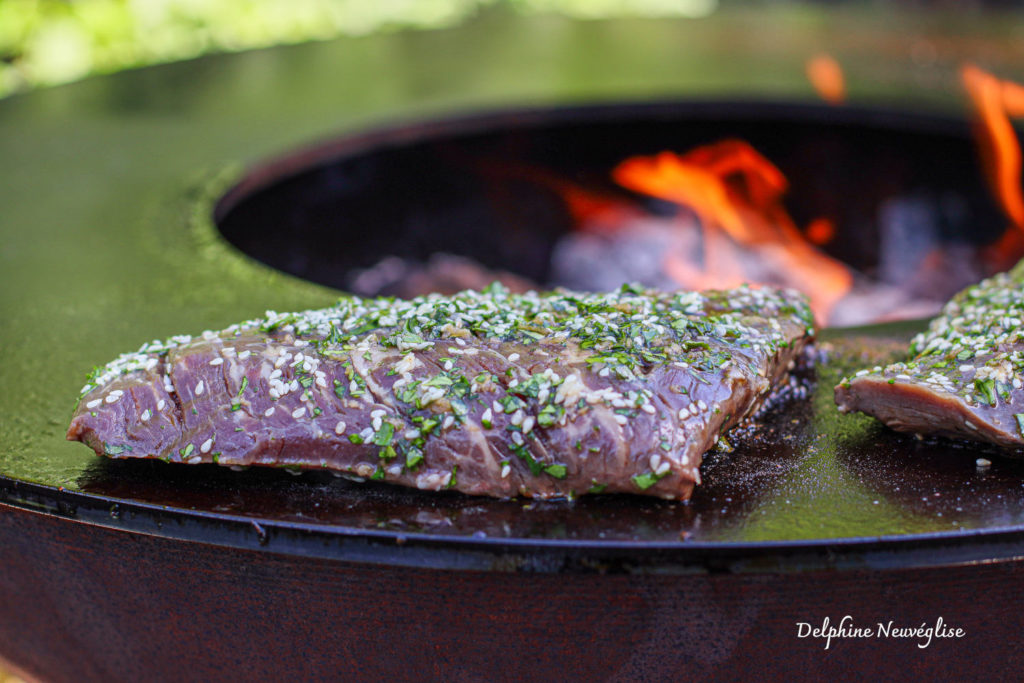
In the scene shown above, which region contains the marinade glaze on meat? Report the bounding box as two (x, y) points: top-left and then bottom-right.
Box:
(69, 284), (813, 499)
(836, 260), (1024, 450)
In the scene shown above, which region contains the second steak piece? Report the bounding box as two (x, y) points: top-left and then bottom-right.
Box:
(68, 283), (814, 499)
(836, 260), (1024, 450)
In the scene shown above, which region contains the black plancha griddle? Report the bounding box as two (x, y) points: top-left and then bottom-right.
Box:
(4, 7), (1024, 680)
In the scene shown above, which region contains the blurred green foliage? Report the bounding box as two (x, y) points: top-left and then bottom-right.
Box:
(0, 0), (716, 98)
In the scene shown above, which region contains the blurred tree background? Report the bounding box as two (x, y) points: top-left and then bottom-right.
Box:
(0, 0), (717, 98)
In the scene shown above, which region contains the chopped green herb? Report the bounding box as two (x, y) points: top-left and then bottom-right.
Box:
(632, 471), (665, 490)
(543, 464), (567, 479)
(975, 378), (998, 406)
(372, 422), (395, 446)
(405, 446), (424, 469)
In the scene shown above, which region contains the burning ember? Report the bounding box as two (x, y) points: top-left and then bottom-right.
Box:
(806, 54), (846, 105)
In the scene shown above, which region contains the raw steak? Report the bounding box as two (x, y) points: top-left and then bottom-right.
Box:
(836, 261), (1024, 450)
(69, 283), (813, 499)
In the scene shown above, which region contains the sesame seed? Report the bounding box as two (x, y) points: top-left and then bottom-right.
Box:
(105, 394), (120, 404)
(140, 409), (151, 421)
(238, 350), (251, 360)
(264, 407), (275, 417)
(292, 407), (305, 419)
(334, 421), (346, 435)
(508, 353), (520, 362)
(209, 358), (224, 366)
(976, 458), (992, 467)
(86, 399), (102, 409)
(501, 464), (511, 478)
(614, 414), (628, 425)
(195, 380), (204, 395)
(522, 416), (535, 434)
(157, 399), (166, 411)
(200, 438), (213, 453)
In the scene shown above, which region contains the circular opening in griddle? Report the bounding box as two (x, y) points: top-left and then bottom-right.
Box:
(214, 100), (1007, 328)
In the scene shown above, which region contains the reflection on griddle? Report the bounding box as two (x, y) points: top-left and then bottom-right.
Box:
(836, 429), (1024, 529)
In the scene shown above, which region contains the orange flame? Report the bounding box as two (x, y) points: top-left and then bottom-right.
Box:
(612, 140), (852, 322)
(805, 217), (836, 246)
(806, 54), (846, 105)
(962, 64), (1024, 231)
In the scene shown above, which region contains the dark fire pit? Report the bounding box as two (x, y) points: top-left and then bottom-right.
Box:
(3, 7), (1024, 681)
